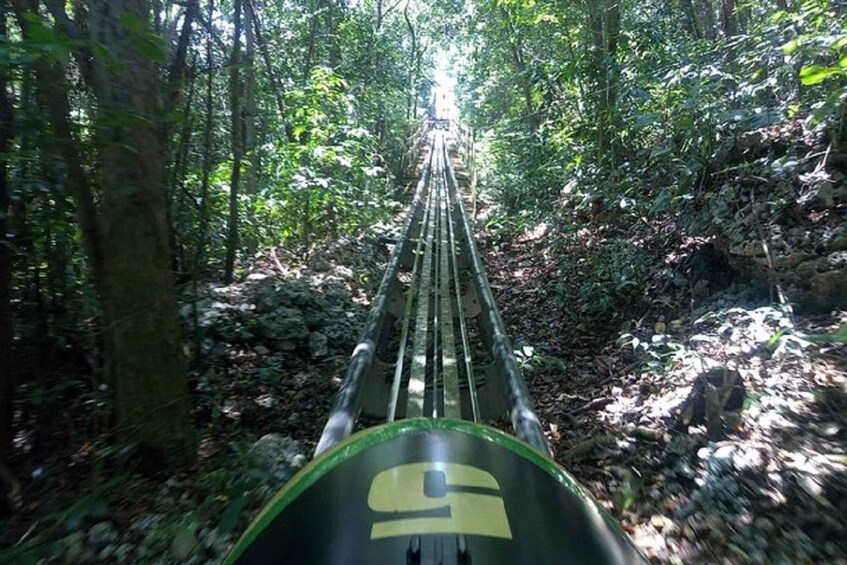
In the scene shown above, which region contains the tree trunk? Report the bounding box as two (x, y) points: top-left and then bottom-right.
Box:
(248, 0), (288, 124)
(0, 0), (14, 463)
(86, 0), (195, 466)
(588, 0), (621, 167)
(400, 4), (418, 175)
(244, 0), (256, 173)
(13, 1), (103, 287)
(195, 0), (215, 276)
(243, 0), (259, 254)
(193, 1), (216, 355)
(500, 8), (538, 132)
(736, 1), (750, 34)
(170, 59), (199, 280)
(701, 0), (717, 40)
(163, 1), (198, 145)
(326, 1), (342, 68)
(721, 0), (736, 37)
(224, 0), (244, 284)
(404, 5), (417, 122)
(302, 0), (323, 83)
(589, 7), (606, 162)
(680, 0), (701, 39)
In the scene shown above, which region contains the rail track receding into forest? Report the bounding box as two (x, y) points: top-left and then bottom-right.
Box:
(226, 129), (645, 564)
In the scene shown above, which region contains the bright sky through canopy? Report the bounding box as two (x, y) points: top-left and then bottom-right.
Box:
(433, 51), (458, 123)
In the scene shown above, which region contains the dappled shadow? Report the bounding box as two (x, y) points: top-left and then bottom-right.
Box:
(0, 229), (397, 558)
(478, 210), (847, 562)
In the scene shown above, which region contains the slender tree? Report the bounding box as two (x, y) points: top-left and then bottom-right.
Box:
(721, 0), (738, 36)
(224, 0), (244, 284)
(193, 0), (216, 355)
(0, 0), (15, 463)
(587, 0), (621, 167)
(13, 0), (195, 467)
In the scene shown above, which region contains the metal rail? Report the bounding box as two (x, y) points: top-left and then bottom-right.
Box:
(315, 129), (549, 456)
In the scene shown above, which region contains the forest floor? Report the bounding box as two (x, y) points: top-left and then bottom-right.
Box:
(1, 226), (400, 562)
(476, 205), (847, 563)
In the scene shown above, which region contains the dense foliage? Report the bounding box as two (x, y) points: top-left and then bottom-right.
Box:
(458, 0), (846, 217)
(0, 0), (460, 467)
(1, 0), (846, 561)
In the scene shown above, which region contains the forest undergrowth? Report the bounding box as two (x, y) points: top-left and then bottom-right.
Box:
(1, 222), (403, 562)
(474, 119), (847, 562)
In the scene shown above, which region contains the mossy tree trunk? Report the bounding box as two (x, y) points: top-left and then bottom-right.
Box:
(14, 0), (195, 468)
(88, 0), (195, 466)
(0, 0), (14, 462)
(224, 0), (244, 284)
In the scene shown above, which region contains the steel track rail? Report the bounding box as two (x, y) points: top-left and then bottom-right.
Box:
(314, 144), (434, 455)
(315, 130), (549, 456)
(441, 140), (550, 454)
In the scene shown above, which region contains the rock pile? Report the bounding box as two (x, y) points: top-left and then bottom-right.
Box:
(184, 274), (368, 362)
(697, 123), (847, 312)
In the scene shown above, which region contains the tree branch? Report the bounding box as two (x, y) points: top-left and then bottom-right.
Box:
(43, 0), (95, 87)
(12, 0), (103, 282)
(164, 0), (199, 118)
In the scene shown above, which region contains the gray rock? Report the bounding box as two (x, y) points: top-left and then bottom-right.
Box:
(86, 521), (118, 549)
(274, 340), (297, 352)
(831, 232), (847, 251)
(214, 322), (256, 344)
(797, 179), (835, 209)
(707, 444), (736, 474)
(303, 308), (325, 329)
(265, 280), (317, 308)
(255, 291), (280, 314)
(171, 526), (198, 561)
(309, 332), (329, 358)
(130, 514), (163, 535)
(255, 308), (309, 341)
(827, 250), (847, 267)
(254, 344), (271, 356)
(730, 240), (764, 257)
(97, 545), (115, 560)
(249, 434), (306, 482)
(806, 269), (847, 312)
(754, 517), (775, 533)
(61, 532), (86, 562)
(112, 543), (135, 563)
(773, 252), (813, 269)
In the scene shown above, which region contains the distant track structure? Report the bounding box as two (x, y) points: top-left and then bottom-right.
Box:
(316, 129), (549, 455)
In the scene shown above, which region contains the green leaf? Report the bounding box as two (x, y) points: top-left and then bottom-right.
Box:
(534, 13), (558, 24)
(810, 90), (844, 124)
(138, 34), (166, 61)
(767, 330), (785, 348)
(840, 54), (847, 68)
(799, 65), (841, 85)
(217, 496), (248, 535)
(119, 12), (144, 34)
(781, 38), (799, 55)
